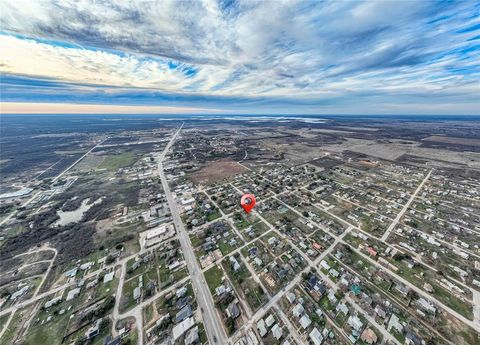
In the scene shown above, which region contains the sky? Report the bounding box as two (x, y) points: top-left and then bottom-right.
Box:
(0, 0), (479, 115)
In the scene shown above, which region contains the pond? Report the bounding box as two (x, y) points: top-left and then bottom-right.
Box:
(55, 197), (103, 226)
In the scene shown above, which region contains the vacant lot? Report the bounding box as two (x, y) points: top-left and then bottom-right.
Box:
(191, 160), (248, 184)
(98, 152), (137, 171)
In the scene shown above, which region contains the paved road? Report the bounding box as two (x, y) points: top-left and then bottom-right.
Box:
(111, 262), (127, 336)
(157, 124), (228, 345)
(381, 169), (432, 241)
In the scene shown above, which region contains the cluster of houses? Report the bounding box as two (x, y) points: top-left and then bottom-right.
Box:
(256, 313), (284, 342)
(145, 284), (199, 345)
(215, 281), (241, 322)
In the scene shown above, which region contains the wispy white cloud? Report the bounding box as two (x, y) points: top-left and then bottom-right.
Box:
(1, 0), (479, 114)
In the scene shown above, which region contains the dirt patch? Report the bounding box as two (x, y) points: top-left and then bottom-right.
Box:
(191, 160), (248, 184)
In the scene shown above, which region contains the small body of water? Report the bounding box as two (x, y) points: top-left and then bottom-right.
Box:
(55, 197), (103, 226)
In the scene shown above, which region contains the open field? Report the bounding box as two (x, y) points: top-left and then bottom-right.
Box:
(191, 160), (248, 184)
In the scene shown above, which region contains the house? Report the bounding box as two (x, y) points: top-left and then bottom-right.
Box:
(230, 256), (241, 272)
(133, 287), (141, 300)
(85, 319), (102, 339)
(404, 259), (415, 269)
(226, 302), (240, 319)
(417, 298), (436, 314)
(336, 303), (349, 315)
(66, 288), (80, 301)
(65, 268), (78, 278)
(286, 292), (296, 304)
(309, 327), (324, 345)
(176, 296), (189, 310)
(387, 314), (403, 333)
(86, 280), (98, 289)
(300, 315), (312, 329)
(176, 286), (187, 298)
(104, 336), (122, 345)
(329, 268), (340, 278)
(131, 260), (142, 271)
(366, 247), (377, 257)
(181, 198), (195, 205)
(168, 260), (182, 271)
(143, 253), (154, 263)
(327, 290), (337, 304)
(44, 296), (62, 309)
(406, 332), (423, 345)
(185, 326), (199, 345)
(176, 305), (193, 323)
(361, 328), (378, 344)
(394, 283), (410, 296)
(268, 236), (277, 246)
(103, 272), (115, 283)
(80, 262), (93, 270)
(257, 319), (267, 337)
(307, 275), (320, 290)
(215, 284), (226, 296)
(314, 283), (327, 296)
(320, 260), (330, 271)
(347, 315), (363, 332)
(172, 317), (195, 342)
(265, 314), (275, 327)
(271, 324), (283, 340)
(10, 286), (29, 300)
(374, 305), (387, 319)
(292, 304), (305, 318)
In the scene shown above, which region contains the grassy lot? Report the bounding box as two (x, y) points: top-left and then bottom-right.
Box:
(120, 276), (140, 313)
(172, 267), (189, 281)
(0, 313), (10, 328)
(217, 234), (242, 256)
(204, 265), (224, 295)
(122, 329), (138, 345)
(126, 257), (148, 279)
(245, 282), (267, 311)
(232, 212), (258, 230)
(144, 303), (154, 325)
(98, 151), (137, 171)
(207, 210), (222, 221)
(432, 283), (473, 320)
(189, 234), (203, 248)
(343, 233), (364, 248)
(0, 310), (21, 344)
(92, 276), (118, 300)
(24, 309), (71, 345)
(197, 322), (208, 344)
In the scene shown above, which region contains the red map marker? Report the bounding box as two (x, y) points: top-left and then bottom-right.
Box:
(241, 193), (256, 213)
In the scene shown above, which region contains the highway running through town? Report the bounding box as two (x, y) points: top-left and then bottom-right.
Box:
(157, 124), (228, 345)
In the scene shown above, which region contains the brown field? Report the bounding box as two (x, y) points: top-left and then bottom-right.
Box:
(423, 135), (480, 146)
(191, 160), (248, 184)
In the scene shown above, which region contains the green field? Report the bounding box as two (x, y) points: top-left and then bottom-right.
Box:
(24, 310), (70, 345)
(204, 265), (224, 294)
(0, 311), (20, 345)
(98, 152), (137, 171)
(207, 210), (221, 221)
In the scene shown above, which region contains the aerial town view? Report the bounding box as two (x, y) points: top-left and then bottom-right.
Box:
(0, 1), (479, 345)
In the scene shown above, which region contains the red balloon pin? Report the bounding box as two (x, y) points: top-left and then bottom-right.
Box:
(241, 194), (256, 213)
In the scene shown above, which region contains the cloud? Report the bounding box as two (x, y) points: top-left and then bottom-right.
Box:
(0, 0), (479, 114)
